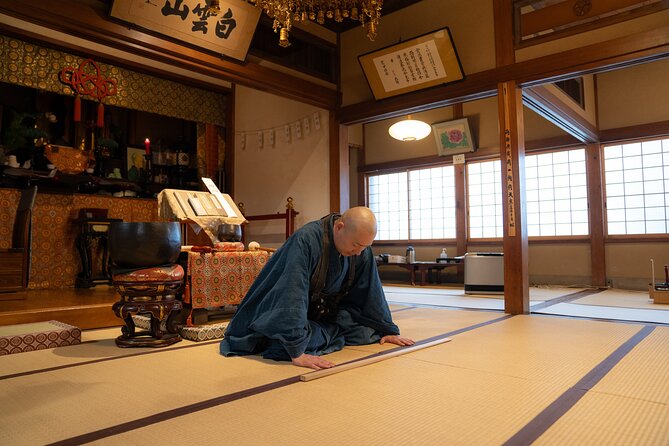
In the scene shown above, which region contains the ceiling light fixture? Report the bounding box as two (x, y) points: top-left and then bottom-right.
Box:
(388, 116), (432, 142)
(240, 0), (383, 47)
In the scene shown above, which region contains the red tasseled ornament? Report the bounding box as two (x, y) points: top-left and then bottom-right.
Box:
(73, 95), (81, 122)
(97, 102), (104, 127)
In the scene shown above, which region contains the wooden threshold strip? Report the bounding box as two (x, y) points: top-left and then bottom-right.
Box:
(529, 287), (606, 312)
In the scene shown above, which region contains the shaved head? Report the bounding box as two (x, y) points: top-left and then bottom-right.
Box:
(341, 206), (377, 237)
(333, 207), (377, 256)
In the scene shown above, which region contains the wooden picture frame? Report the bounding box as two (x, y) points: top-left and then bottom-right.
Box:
(126, 146), (146, 181)
(432, 118), (476, 156)
(358, 27), (464, 100)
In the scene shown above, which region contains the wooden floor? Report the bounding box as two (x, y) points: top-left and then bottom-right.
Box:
(0, 286), (121, 329)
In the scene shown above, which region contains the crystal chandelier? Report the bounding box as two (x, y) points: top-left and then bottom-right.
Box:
(246, 0), (383, 47)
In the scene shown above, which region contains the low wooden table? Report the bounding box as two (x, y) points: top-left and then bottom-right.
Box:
(377, 258), (464, 286)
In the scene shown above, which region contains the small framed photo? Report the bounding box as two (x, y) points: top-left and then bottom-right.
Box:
(432, 118), (476, 157)
(126, 146), (146, 181)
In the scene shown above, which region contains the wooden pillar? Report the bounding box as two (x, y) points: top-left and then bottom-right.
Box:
(587, 143), (607, 287)
(452, 103), (467, 271)
(498, 80), (529, 314)
(224, 84), (236, 195)
(204, 123), (218, 180)
(329, 111), (350, 213)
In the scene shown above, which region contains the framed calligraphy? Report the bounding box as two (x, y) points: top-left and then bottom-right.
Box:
(110, 0), (261, 61)
(432, 118), (476, 157)
(358, 27), (464, 100)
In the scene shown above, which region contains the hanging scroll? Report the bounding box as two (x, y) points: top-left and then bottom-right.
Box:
(358, 27), (464, 100)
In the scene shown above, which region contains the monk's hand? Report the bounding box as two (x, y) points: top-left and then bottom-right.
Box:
(291, 353), (336, 370)
(380, 335), (415, 346)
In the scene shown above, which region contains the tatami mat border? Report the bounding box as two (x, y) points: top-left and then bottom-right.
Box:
(502, 325), (656, 446)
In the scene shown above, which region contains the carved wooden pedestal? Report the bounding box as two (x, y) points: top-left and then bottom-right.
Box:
(111, 264), (184, 348)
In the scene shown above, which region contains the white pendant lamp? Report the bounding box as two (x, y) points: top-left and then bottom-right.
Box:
(388, 116), (432, 142)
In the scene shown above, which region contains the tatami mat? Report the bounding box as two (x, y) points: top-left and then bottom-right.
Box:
(0, 329), (206, 378)
(571, 287), (666, 310)
(535, 392), (669, 445)
(91, 312), (660, 446)
(2, 307), (668, 445)
(587, 326), (669, 404)
(115, 356), (569, 446)
(537, 327), (669, 446)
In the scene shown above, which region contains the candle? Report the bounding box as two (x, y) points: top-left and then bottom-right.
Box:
(144, 138), (151, 155)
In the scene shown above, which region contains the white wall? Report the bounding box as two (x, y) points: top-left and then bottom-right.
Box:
(234, 85), (330, 246)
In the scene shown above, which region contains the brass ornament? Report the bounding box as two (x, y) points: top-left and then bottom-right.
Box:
(244, 0), (383, 47)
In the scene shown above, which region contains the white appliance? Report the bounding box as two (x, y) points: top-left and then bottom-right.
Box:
(464, 252), (504, 294)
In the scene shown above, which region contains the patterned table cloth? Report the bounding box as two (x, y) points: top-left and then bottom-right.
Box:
(184, 250), (270, 308)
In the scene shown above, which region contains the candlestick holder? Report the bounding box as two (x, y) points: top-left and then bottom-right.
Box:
(143, 153), (153, 184)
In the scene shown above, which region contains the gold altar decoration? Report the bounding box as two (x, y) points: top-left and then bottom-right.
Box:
(241, 0), (383, 47)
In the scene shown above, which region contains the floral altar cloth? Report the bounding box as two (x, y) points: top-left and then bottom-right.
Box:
(184, 250), (270, 308)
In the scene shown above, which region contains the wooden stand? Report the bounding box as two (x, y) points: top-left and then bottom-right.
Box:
(649, 259), (669, 304)
(649, 285), (669, 304)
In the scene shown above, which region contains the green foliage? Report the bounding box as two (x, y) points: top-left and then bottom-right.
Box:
(2, 110), (49, 151)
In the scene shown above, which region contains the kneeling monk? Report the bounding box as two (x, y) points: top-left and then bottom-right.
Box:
(220, 206), (414, 370)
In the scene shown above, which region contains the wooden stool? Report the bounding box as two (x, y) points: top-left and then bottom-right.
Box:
(112, 264), (184, 348)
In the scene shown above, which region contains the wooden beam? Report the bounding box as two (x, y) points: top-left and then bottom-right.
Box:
(520, 0), (658, 37)
(586, 143), (607, 287)
(523, 85), (600, 143)
(339, 26), (669, 125)
(493, 0), (515, 67)
(498, 80), (529, 314)
(600, 119), (669, 142)
(0, 0), (338, 110)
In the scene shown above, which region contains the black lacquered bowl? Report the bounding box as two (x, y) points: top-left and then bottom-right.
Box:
(109, 222), (181, 268)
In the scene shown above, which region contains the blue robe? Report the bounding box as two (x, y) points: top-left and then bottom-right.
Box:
(219, 218), (399, 360)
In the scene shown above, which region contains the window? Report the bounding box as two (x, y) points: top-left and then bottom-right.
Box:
(603, 138), (669, 235)
(466, 148), (588, 239)
(526, 148), (589, 236)
(368, 172), (408, 240)
(368, 165), (455, 241)
(467, 160), (503, 238)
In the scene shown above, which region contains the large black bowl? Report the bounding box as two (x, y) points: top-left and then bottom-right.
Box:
(217, 223), (242, 242)
(109, 222), (181, 268)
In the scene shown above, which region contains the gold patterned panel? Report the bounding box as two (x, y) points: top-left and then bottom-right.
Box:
(0, 35), (227, 126)
(0, 189), (163, 289)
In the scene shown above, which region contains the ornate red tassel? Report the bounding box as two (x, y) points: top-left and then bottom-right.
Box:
(97, 102), (104, 127)
(73, 95), (81, 122)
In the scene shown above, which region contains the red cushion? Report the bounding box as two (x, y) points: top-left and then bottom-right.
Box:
(113, 264), (184, 282)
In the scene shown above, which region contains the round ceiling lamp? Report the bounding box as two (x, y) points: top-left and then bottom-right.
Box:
(388, 117), (432, 142)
